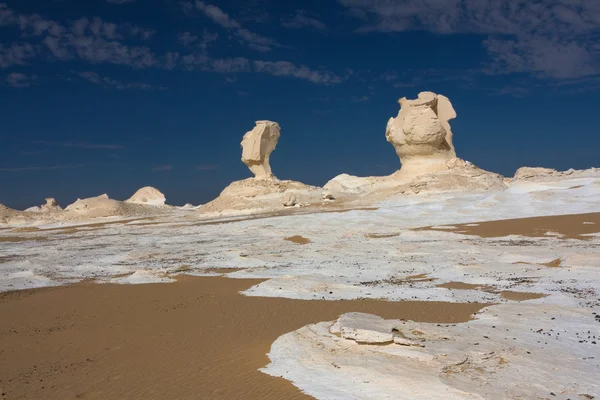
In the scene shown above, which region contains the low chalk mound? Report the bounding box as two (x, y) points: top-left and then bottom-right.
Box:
(512, 166), (599, 182)
(65, 194), (164, 219)
(126, 187), (166, 206)
(199, 178), (321, 215)
(65, 194), (130, 218)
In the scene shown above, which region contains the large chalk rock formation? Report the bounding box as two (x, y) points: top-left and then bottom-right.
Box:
(386, 91), (457, 180)
(241, 121), (280, 180)
(324, 91), (506, 202)
(199, 121), (321, 216)
(126, 186), (166, 206)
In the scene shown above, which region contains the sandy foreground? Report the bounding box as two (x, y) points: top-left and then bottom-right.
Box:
(0, 277), (485, 400)
(1, 176), (600, 398)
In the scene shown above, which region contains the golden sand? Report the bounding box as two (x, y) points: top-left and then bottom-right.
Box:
(0, 276), (487, 400)
(415, 212), (600, 240)
(284, 235), (312, 245)
(437, 281), (493, 291)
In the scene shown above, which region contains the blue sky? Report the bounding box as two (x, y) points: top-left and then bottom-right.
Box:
(1, 0), (599, 208)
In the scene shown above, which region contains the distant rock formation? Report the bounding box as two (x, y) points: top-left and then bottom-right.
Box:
(42, 198), (62, 212)
(126, 187), (166, 206)
(386, 91), (457, 180)
(65, 194), (167, 219)
(241, 121), (280, 180)
(0, 203), (16, 219)
(199, 121), (321, 216)
(25, 198), (62, 213)
(512, 166), (599, 182)
(513, 167), (558, 180)
(65, 194), (125, 218)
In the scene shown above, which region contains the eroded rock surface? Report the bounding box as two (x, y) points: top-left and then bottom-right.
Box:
(241, 121), (281, 180)
(386, 91), (457, 179)
(198, 121), (321, 215)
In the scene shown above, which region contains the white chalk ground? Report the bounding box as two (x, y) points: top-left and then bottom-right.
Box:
(1, 175), (600, 398)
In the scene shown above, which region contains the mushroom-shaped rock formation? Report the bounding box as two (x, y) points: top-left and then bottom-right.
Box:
(24, 198), (62, 213)
(198, 121), (322, 216)
(323, 91), (507, 202)
(126, 186), (166, 206)
(386, 91), (457, 180)
(41, 198), (62, 212)
(241, 121), (280, 180)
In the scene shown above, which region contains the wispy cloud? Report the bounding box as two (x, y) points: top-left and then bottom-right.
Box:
(351, 95), (369, 103)
(1, 5), (159, 70)
(0, 42), (36, 68)
(0, 3), (348, 87)
(340, 0), (600, 80)
(188, 1), (279, 52)
(196, 164), (217, 171)
(153, 165), (173, 171)
(281, 10), (327, 32)
(75, 71), (166, 90)
(178, 29), (218, 51)
(0, 164), (83, 172)
(20, 148), (48, 156)
(5, 72), (37, 87)
(253, 61), (348, 84)
(32, 141), (124, 149)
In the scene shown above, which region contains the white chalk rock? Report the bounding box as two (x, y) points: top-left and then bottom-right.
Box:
(241, 120), (280, 180)
(513, 167), (557, 180)
(41, 198), (62, 212)
(65, 194), (126, 217)
(331, 313), (397, 344)
(126, 186), (166, 206)
(282, 193), (297, 207)
(386, 91), (457, 180)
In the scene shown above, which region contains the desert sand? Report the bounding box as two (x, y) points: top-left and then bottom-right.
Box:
(0, 276), (485, 400)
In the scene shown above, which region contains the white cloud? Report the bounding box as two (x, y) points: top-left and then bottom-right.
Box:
(5, 72), (36, 87)
(281, 10), (327, 32)
(339, 0), (600, 79)
(253, 60), (346, 84)
(0, 164), (83, 172)
(1, 5), (161, 69)
(75, 71), (165, 90)
(191, 1), (278, 52)
(0, 42), (36, 68)
(178, 29), (218, 50)
(0, 3), (346, 86)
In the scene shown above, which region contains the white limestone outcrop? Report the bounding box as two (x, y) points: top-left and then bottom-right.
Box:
(126, 187), (166, 206)
(324, 92), (506, 202)
(241, 121), (281, 180)
(199, 121), (322, 215)
(386, 91), (457, 180)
